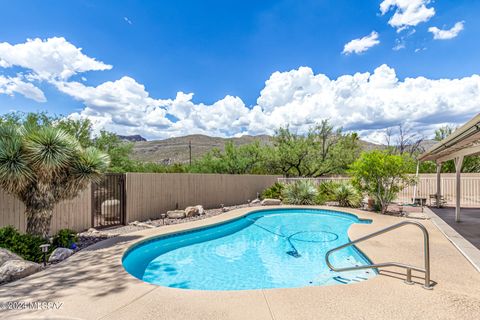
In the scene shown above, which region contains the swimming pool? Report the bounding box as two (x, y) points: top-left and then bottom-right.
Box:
(122, 208), (377, 290)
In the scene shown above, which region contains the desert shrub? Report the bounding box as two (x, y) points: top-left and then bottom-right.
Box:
(282, 180), (317, 205)
(261, 182), (285, 200)
(333, 183), (362, 208)
(314, 192), (327, 205)
(0, 226), (50, 263)
(317, 180), (342, 201)
(52, 229), (78, 249)
(350, 150), (415, 214)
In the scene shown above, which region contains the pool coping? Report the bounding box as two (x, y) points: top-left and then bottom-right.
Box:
(423, 207), (480, 272)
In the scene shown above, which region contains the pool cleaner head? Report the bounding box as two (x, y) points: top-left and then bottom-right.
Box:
(286, 250), (301, 258)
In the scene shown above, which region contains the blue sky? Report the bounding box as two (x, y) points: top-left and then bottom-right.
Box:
(0, 0), (479, 141)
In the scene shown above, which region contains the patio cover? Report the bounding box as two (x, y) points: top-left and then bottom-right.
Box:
(419, 113), (480, 222)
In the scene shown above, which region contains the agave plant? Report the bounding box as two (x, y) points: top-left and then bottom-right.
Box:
(282, 180), (317, 205)
(317, 180), (342, 201)
(0, 124), (109, 237)
(261, 182), (285, 200)
(333, 183), (362, 208)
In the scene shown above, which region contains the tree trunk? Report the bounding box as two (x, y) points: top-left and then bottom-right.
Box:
(381, 202), (389, 214)
(26, 208), (53, 238)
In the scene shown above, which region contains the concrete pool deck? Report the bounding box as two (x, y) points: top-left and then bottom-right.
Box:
(1, 206), (479, 320)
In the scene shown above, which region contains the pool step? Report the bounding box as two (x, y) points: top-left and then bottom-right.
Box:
(333, 275), (368, 284)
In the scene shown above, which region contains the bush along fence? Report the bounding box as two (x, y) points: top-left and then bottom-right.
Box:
(0, 173), (280, 234)
(278, 173), (480, 207)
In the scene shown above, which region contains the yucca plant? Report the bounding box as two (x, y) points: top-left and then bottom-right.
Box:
(282, 180), (317, 205)
(333, 182), (362, 208)
(0, 124), (109, 237)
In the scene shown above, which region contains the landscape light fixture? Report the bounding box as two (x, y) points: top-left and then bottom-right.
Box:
(40, 244), (50, 267)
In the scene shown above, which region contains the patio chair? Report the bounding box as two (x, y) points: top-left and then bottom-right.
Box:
(429, 194), (447, 207)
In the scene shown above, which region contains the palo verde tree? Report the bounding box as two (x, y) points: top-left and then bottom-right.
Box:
(270, 121), (361, 177)
(0, 124), (109, 237)
(350, 150), (415, 214)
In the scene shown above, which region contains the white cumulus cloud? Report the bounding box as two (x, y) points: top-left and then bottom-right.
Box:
(428, 21), (465, 40)
(380, 0), (435, 32)
(0, 75), (46, 102)
(253, 65), (480, 142)
(0, 37), (112, 80)
(342, 31), (380, 55)
(65, 64), (480, 144)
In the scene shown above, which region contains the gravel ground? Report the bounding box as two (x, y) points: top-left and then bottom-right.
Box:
(75, 203), (258, 249)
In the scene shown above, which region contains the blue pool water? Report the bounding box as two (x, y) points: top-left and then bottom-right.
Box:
(122, 208), (377, 290)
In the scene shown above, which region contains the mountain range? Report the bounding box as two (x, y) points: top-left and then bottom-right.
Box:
(126, 134), (395, 164)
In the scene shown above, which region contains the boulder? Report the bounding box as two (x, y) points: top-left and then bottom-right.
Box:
(129, 220), (156, 228)
(261, 198), (281, 206)
(0, 248), (21, 266)
(101, 199), (121, 221)
(48, 247), (74, 263)
(185, 206), (200, 218)
(167, 210), (186, 219)
(195, 205), (205, 215)
(87, 227), (99, 234)
(0, 259), (42, 284)
(250, 199), (261, 205)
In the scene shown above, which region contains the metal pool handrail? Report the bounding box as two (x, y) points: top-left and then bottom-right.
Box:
(325, 220), (433, 289)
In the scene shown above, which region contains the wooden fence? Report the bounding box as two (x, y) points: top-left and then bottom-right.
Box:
(0, 174), (280, 234)
(125, 173), (280, 222)
(0, 186), (92, 234)
(2, 173), (479, 234)
(279, 173), (480, 207)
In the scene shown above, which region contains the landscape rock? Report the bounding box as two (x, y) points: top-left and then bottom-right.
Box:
(167, 210), (186, 219)
(261, 198), (282, 206)
(195, 205), (205, 215)
(250, 199), (261, 205)
(101, 199), (121, 221)
(87, 227), (99, 234)
(0, 259), (42, 284)
(129, 220), (155, 228)
(185, 206), (200, 218)
(0, 248), (22, 266)
(48, 247), (74, 263)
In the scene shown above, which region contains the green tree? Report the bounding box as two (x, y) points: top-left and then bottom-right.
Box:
(269, 121), (360, 177)
(191, 141), (267, 174)
(269, 126), (311, 177)
(93, 131), (136, 172)
(434, 125), (454, 141)
(0, 124), (109, 236)
(0, 112), (93, 148)
(350, 150), (415, 214)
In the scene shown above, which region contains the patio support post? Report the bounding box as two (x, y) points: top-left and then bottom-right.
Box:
(454, 155), (464, 222)
(436, 162), (442, 208)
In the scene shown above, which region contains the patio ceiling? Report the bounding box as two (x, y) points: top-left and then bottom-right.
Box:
(419, 113), (480, 163)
